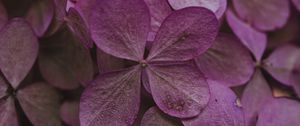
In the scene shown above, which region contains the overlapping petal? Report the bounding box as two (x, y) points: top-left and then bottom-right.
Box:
(45, 0), (67, 36)
(25, 0), (54, 37)
(80, 67), (141, 126)
(232, 0), (290, 31)
(60, 101), (80, 126)
(147, 7), (219, 62)
(182, 81), (245, 126)
(39, 29), (94, 89)
(17, 82), (62, 126)
(226, 9), (267, 61)
(90, 0), (150, 61)
(97, 49), (127, 73)
(241, 69), (273, 126)
(146, 62), (210, 118)
(141, 107), (181, 126)
(256, 98), (300, 126)
(195, 33), (254, 87)
(168, 0), (227, 19)
(0, 18), (39, 89)
(263, 45), (300, 86)
(144, 0), (172, 41)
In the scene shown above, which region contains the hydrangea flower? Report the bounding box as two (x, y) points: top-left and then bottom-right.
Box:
(79, 0), (219, 125)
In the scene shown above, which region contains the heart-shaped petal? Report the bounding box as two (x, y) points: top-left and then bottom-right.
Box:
(147, 7), (219, 62)
(17, 82), (62, 126)
(146, 62), (210, 118)
(90, 0), (150, 61)
(80, 67), (141, 126)
(0, 18), (39, 89)
(195, 33), (254, 87)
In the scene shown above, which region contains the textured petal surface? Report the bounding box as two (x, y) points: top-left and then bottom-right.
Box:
(0, 97), (19, 126)
(80, 67), (141, 126)
(146, 62), (210, 118)
(232, 0), (290, 31)
(263, 45), (300, 86)
(17, 82), (62, 126)
(75, 0), (96, 23)
(39, 29), (94, 89)
(182, 81), (245, 126)
(293, 0), (300, 11)
(141, 107), (181, 126)
(195, 33), (254, 87)
(66, 7), (93, 48)
(226, 9), (267, 61)
(26, 0), (54, 37)
(168, 0), (227, 19)
(97, 49), (127, 73)
(144, 0), (172, 41)
(241, 69), (273, 126)
(60, 101), (80, 126)
(256, 98), (300, 126)
(0, 1), (7, 29)
(0, 18), (39, 89)
(147, 7), (218, 62)
(90, 0), (150, 61)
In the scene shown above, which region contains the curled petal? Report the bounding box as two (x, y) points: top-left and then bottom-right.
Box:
(17, 82), (62, 126)
(257, 98), (300, 126)
(232, 0), (290, 31)
(168, 0), (227, 19)
(90, 0), (150, 61)
(147, 7), (218, 62)
(80, 67), (141, 126)
(241, 69), (273, 126)
(182, 81), (245, 126)
(195, 33), (254, 87)
(0, 18), (39, 89)
(263, 45), (300, 86)
(146, 62), (210, 118)
(226, 9), (267, 61)
(141, 107), (181, 126)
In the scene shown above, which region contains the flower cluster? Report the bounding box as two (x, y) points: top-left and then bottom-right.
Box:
(0, 0), (299, 126)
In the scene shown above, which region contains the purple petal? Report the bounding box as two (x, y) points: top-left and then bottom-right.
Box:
(0, 97), (19, 126)
(0, 18), (39, 89)
(256, 98), (300, 126)
(0, 75), (8, 99)
(168, 0), (227, 19)
(147, 7), (219, 62)
(232, 0), (290, 31)
(195, 33), (255, 87)
(75, 0), (96, 24)
(182, 81), (245, 126)
(0, 1), (7, 29)
(39, 29), (94, 89)
(141, 107), (181, 126)
(144, 0), (172, 41)
(226, 9), (267, 61)
(90, 0), (150, 61)
(263, 45), (300, 86)
(44, 0), (67, 37)
(146, 62), (210, 118)
(66, 7), (93, 48)
(241, 69), (273, 126)
(97, 48), (127, 73)
(25, 0), (54, 37)
(60, 101), (80, 126)
(293, 0), (300, 11)
(80, 67), (141, 126)
(17, 82), (62, 126)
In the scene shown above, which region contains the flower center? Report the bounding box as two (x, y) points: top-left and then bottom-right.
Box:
(140, 60), (147, 68)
